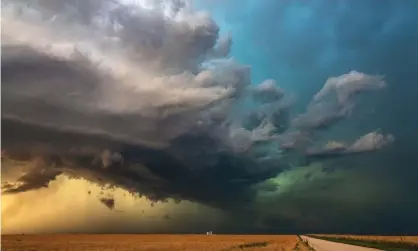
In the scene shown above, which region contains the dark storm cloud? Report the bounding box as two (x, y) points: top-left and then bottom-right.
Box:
(99, 197), (115, 210)
(196, 0), (418, 233)
(1, 169), (62, 194)
(1, 0), (399, 233)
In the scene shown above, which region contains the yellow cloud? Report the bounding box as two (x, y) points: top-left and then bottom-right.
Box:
(1, 175), (226, 234)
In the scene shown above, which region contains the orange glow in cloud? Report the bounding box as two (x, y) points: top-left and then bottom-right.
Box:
(1, 176), (226, 234)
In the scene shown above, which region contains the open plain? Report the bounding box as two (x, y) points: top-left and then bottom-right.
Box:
(1, 234), (305, 251)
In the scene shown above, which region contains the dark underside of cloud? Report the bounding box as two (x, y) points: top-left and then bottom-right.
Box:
(2, 117), (262, 208)
(2, 0), (418, 234)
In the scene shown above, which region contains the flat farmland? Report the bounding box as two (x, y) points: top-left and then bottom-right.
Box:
(1, 234), (304, 251)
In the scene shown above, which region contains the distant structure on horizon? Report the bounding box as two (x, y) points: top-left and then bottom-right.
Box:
(206, 231), (213, 235)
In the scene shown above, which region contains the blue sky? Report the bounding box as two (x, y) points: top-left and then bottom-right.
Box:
(192, 0), (418, 233)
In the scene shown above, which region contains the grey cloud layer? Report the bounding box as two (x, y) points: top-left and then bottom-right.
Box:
(1, 0), (393, 214)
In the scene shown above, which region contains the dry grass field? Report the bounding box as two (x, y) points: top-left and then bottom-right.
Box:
(1, 234), (307, 251)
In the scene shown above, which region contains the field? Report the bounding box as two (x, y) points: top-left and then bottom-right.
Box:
(309, 234), (418, 251)
(1, 234), (310, 251)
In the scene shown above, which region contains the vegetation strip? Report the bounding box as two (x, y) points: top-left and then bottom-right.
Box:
(306, 235), (418, 251)
(293, 236), (316, 251)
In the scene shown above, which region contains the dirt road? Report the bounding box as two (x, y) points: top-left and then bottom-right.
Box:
(300, 236), (382, 251)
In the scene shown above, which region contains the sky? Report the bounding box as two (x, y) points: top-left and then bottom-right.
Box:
(1, 0), (418, 234)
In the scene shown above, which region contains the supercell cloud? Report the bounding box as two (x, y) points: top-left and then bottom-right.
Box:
(2, 0), (416, 233)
